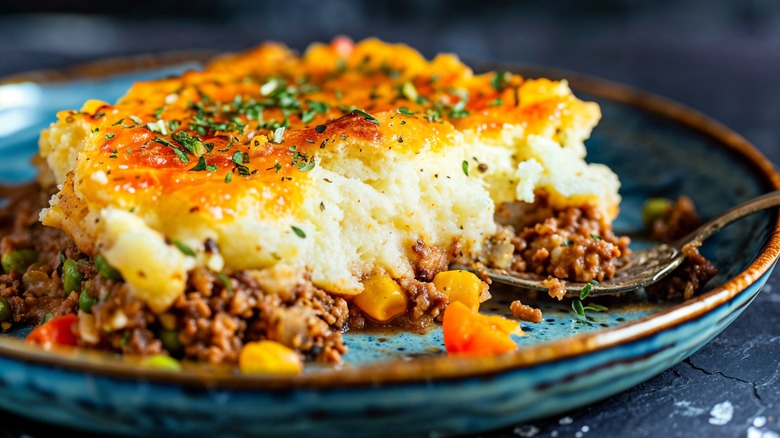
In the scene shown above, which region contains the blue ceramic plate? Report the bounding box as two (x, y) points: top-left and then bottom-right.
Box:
(0, 55), (778, 437)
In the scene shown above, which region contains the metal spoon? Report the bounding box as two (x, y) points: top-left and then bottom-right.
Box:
(452, 191), (780, 297)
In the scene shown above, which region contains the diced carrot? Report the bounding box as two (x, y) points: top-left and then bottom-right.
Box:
(442, 301), (523, 356)
(26, 314), (79, 350)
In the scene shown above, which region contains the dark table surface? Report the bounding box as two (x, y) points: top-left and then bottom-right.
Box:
(0, 1), (778, 436)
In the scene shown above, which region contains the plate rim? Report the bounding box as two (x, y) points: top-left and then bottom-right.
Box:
(1, 51), (778, 389)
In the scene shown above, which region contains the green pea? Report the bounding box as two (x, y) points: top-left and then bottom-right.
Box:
(1, 249), (38, 274)
(62, 259), (84, 294)
(159, 329), (182, 355)
(0, 298), (11, 322)
(78, 289), (96, 314)
(95, 254), (122, 280)
(143, 354), (182, 371)
(643, 198), (673, 228)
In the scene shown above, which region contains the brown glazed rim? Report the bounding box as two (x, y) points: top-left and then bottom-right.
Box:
(1, 52), (779, 390)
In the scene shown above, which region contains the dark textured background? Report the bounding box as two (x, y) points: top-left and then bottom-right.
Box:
(1, 1), (778, 436)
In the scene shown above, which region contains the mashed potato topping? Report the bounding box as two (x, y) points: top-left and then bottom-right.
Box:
(38, 38), (618, 313)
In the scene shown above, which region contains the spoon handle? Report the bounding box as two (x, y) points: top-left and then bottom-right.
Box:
(681, 191), (780, 246)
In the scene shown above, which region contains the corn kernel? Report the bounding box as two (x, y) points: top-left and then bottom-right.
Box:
(433, 270), (489, 311)
(353, 274), (408, 323)
(239, 340), (303, 375)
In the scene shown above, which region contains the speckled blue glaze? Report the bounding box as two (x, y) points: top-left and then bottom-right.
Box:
(0, 63), (776, 437)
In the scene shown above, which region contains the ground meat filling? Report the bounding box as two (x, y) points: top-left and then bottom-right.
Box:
(648, 195), (701, 242)
(484, 193), (630, 284)
(85, 268), (350, 363)
(0, 184), (79, 326)
(510, 299), (543, 323)
(646, 242), (718, 301)
(645, 196), (718, 301)
(0, 184), (351, 363)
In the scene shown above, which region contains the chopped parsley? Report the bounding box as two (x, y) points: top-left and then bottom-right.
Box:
(572, 280), (607, 321)
(298, 157), (316, 172)
(400, 81), (418, 101)
(272, 126), (286, 143)
(153, 137), (190, 163)
(291, 225), (306, 238)
(172, 131), (208, 156)
(462, 160), (469, 176)
(173, 240), (196, 257)
(352, 109), (380, 125)
(146, 119), (168, 135)
(491, 71), (512, 92)
(216, 273), (233, 296)
(260, 77), (285, 96)
(105, 133), (115, 140)
(190, 156), (218, 172)
(301, 100), (330, 123)
(225, 172), (232, 183)
(396, 107), (416, 117)
(579, 282), (592, 300)
(449, 100), (469, 118)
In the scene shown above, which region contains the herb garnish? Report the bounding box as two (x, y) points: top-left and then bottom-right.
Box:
(105, 133), (115, 140)
(216, 273), (234, 296)
(230, 151), (250, 176)
(462, 160), (469, 176)
(172, 131), (208, 156)
(272, 127), (286, 143)
(400, 81), (418, 101)
(571, 280), (608, 322)
(491, 71), (512, 91)
(352, 109), (380, 125)
(291, 225), (306, 238)
(301, 100), (329, 123)
(266, 163), (282, 173)
(173, 240), (196, 257)
(396, 107), (416, 117)
(190, 156), (217, 172)
(449, 100), (469, 118)
(153, 137), (190, 163)
(298, 157), (316, 172)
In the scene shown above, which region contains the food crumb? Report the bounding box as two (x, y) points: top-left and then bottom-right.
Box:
(510, 300), (543, 323)
(543, 276), (567, 300)
(708, 400), (734, 426)
(513, 424), (540, 437)
(559, 416), (574, 425)
(647, 242), (717, 301)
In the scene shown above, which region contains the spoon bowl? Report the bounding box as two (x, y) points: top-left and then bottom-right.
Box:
(453, 191), (780, 296)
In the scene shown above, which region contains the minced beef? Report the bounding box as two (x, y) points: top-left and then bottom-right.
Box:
(484, 193), (630, 284)
(0, 183), (351, 364)
(644, 196), (717, 301)
(510, 299), (543, 323)
(649, 196), (702, 243)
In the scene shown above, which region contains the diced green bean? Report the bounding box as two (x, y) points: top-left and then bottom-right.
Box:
(143, 354), (182, 371)
(642, 198), (673, 227)
(78, 289), (96, 314)
(0, 298), (11, 322)
(62, 259), (84, 294)
(95, 254), (122, 280)
(1, 249), (38, 274)
(159, 329), (182, 354)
